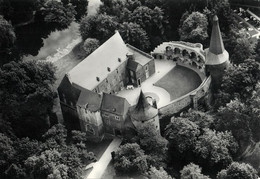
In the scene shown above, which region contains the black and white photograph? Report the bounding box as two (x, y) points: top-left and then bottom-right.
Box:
(1, 0), (260, 178)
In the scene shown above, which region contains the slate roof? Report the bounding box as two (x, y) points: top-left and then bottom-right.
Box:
(206, 15), (229, 65)
(68, 31), (129, 90)
(101, 93), (130, 116)
(126, 44), (153, 66)
(127, 60), (141, 71)
(130, 91), (158, 121)
(76, 85), (102, 112)
(209, 16), (225, 55)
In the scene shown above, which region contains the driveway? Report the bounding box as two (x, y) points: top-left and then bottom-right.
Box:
(86, 137), (122, 179)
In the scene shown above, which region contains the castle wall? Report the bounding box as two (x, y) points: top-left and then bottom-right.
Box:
(95, 60), (128, 94)
(58, 76), (81, 130)
(206, 61), (229, 90)
(159, 76), (211, 118)
(101, 111), (125, 135)
(77, 106), (104, 140)
(133, 115), (160, 133)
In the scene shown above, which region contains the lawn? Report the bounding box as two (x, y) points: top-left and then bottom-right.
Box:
(154, 65), (202, 101)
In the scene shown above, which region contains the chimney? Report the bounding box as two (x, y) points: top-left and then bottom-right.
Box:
(126, 52), (134, 61)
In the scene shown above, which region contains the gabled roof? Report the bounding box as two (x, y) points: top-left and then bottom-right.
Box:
(130, 91), (158, 121)
(101, 93), (130, 116)
(209, 15), (225, 55)
(127, 60), (142, 71)
(76, 86), (102, 112)
(68, 31), (129, 90)
(126, 44), (153, 66)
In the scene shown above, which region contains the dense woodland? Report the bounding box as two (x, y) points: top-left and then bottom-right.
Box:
(1, 0), (260, 178)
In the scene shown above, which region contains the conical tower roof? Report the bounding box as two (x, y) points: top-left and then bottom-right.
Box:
(209, 15), (225, 55)
(135, 91), (150, 110)
(206, 15), (229, 65)
(130, 91), (158, 121)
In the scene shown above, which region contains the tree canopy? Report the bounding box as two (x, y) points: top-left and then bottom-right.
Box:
(0, 60), (57, 139)
(217, 162), (258, 179)
(180, 163), (210, 179)
(113, 143), (148, 174)
(179, 11), (208, 43)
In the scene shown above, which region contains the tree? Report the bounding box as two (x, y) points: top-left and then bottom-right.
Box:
(147, 166), (173, 179)
(195, 129), (238, 170)
(216, 99), (252, 145)
(70, 0), (88, 21)
(25, 149), (69, 179)
(39, 0), (76, 30)
(83, 38), (100, 57)
(0, 60), (57, 139)
(178, 11), (208, 43)
(42, 124), (67, 146)
(165, 117), (200, 154)
(230, 37), (254, 65)
(180, 163), (210, 179)
(134, 123), (168, 168)
(129, 6), (165, 37)
(135, 123), (167, 156)
(119, 22), (150, 51)
(0, 133), (16, 176)
(0, 15), (15, 50)
(182, 110), (214, 129)
(113, 143), (148, 174)
(79, 14), (119, 42)
(79, 15), (97, 40)
(216, 162), (258, 179)
(215, 59), (260, 108)
(0, 15), (16, 65)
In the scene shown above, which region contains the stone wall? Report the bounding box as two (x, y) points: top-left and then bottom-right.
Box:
(159, 76), (211, 118)
(95, 60), (128, 94)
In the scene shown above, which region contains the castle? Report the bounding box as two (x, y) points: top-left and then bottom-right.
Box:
(58, 15), (229, 141)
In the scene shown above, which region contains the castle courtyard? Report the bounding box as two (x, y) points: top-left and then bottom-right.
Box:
(116, 58), (202, 108)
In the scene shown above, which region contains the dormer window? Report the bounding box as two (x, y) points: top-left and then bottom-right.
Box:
(118, 58), (121, 62)
(96, 77), (100, 81)
(107, 67), (111, 72)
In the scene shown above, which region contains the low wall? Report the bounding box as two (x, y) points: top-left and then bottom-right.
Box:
(158, 76), (211, 118)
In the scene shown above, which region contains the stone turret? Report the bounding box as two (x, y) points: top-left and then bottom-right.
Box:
(130, 91), (160, 132)
(205, 15), (229, 89)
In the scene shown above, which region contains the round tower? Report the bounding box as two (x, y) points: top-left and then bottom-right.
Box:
(130, 91), (160, 133)
(205, 15), (229, 90)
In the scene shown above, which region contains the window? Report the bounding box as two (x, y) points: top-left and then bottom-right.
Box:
(116, 69), (118, 74)
(107, 67), (111, 72)
(106, 78), (108, 83)
(96, 77), (100, 81)
(118, 58), (121, 62)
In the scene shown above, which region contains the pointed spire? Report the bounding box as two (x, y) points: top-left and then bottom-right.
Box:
(209, 15), (225, 55)
(135, 90), (150, 110)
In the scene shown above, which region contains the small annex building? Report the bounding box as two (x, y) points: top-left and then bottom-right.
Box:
(58, 31), (158, 141)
